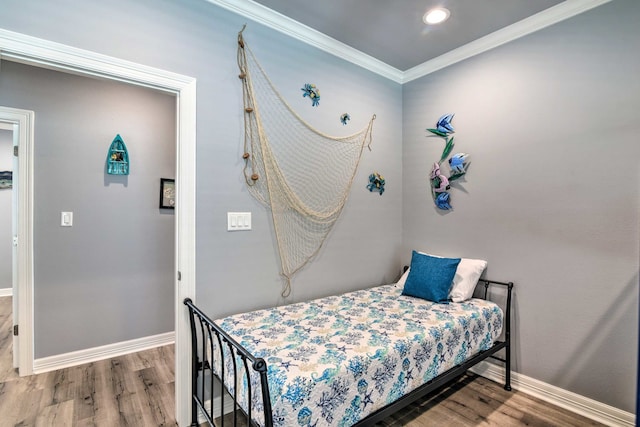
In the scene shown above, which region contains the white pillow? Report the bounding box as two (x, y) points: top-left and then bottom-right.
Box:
(396, 253), (487, 302)
(449, 258), (488, 302)
(396, 268), (410, 288)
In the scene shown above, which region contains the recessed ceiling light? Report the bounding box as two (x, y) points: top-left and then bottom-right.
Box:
(423, 7), (450, 25)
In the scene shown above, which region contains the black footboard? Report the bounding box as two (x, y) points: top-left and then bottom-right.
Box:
(184, 279), (513, 426)
(184, 298), (273, 426)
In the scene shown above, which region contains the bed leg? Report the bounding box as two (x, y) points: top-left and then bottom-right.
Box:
(504, 371), (512, 391)
(504, 283), (513, 392)
(504, 340), (512, 391)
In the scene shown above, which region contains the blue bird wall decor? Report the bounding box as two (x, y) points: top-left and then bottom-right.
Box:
(448, 152), (469, 181)
(427, 113), (455, 137)
(435, 192), (452, 210)
(426, 114), (471, 210)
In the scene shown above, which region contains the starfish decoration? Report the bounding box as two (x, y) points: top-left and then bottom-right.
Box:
(366, 172), (386, 195)
(301, 83), (320, 107)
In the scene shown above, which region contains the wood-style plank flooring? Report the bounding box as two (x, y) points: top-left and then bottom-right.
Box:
(374, 373), (604, 426)
(0, 296), (604, 426)
(0, 296), (176, 426)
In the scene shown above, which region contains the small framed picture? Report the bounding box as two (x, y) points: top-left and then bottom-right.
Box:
(159, 178), (175, 209)
(0, 171), (12, 189)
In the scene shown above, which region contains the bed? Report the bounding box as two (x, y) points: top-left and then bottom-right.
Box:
(185, 260), (513, 426)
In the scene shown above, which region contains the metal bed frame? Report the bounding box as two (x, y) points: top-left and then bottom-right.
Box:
(184, 278), (513, 426)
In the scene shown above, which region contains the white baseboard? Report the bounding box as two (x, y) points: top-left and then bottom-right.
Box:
(0, 288), (12, 297)
(33, 331), (175, 374)
(197, 396), (236, 425)
(214, 395), (237, 415)
(470, 361), (635, 427)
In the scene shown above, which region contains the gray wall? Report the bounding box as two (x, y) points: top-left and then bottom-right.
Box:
(0, 62), (176, 357)
(0, 0), (402, 352)
(0, 129), (11, 289)
(402, 0), (639, 413)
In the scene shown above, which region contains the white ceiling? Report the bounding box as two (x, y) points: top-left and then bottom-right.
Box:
(209, 0), (612, 82)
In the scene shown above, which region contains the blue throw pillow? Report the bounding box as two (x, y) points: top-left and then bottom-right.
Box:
(402, 251), (461, 303)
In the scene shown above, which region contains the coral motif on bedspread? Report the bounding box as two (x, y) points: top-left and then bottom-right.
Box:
(215, 285), (503, 427)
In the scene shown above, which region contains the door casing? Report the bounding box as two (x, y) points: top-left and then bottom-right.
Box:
(0, 28), (196, 426)
(0, 109), (33, 375)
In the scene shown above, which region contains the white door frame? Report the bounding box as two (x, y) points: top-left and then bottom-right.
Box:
(10, 121), (18, 369)
(0, 29), (196, 426)
(0, 110), (33, 373)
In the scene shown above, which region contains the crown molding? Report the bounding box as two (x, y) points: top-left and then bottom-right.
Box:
(1, 0), (614, 87)
(402, 0), (614, 83)
(0, 28), (194, 92)
(207, 0), (612, 85)
(205, 0), (405, 83)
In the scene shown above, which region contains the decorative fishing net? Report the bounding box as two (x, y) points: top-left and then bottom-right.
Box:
(237, 28), (375, 297)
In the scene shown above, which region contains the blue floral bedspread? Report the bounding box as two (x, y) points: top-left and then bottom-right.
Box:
(215, 284), (503, 426)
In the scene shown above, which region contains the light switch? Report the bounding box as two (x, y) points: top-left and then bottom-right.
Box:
(227, 212), (251, 231)
(61, 211), (73, 227)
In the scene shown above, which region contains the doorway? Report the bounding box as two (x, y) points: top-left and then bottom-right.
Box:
(0, 31), (196, 426)
(0, 123), (17, 367)
(0, 107), (34, 375)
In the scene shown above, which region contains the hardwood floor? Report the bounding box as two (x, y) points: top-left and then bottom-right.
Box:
(0, 296), (177, 426)
(0, 296), (604, 426)
(374, 373), (604, 426)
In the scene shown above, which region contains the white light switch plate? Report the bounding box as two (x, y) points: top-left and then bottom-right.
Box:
(61, 211), (73, 227)
(227, 212), (251, 231)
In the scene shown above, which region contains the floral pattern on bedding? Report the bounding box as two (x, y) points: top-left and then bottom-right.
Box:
(215, 284), (503, 427)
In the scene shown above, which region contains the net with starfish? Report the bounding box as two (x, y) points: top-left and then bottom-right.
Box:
(236, 27), (376, 297)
